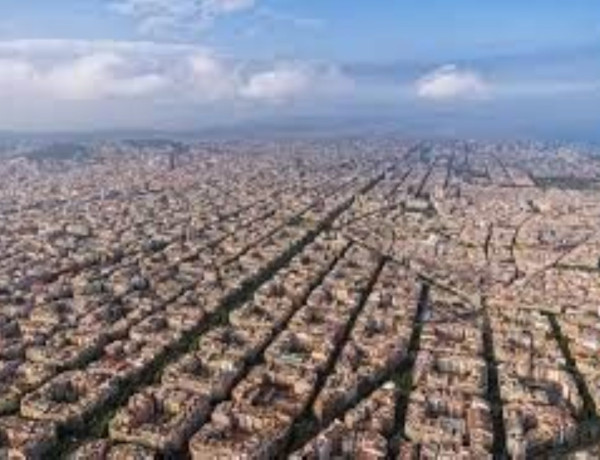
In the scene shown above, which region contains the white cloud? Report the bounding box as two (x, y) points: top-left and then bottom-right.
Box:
(0, 49), (168, 101)
(241, 66), (310, 102)
(0, 39), (351, 103)
(0, 59), (35, 90)
(188, 52), (239, 100)
(0, 39), (353, 130)
(240, 63), (352, 102)
(109, 0), (256, 35)
(45, 53), (168, 100)
(416, 65), (490, 101)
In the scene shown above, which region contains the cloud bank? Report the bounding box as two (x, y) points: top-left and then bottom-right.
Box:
(240, 63), (351, 102)
(0, 53), (168, 101)
(0, 39), (352, 130)
(416, 65), (490, 101)
(1, 39), (597, 133)
(0, 39), (350, 102)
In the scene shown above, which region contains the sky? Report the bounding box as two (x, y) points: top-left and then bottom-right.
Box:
(0, 0), (598, 138)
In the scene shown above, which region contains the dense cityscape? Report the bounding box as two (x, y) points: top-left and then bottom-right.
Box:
(0, 138), (599, 458)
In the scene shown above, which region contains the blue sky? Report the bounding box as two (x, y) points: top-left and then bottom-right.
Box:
(0, 0), (598, 138)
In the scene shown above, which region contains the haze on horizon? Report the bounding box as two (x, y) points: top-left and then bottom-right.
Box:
(0, 1), (599, 140)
